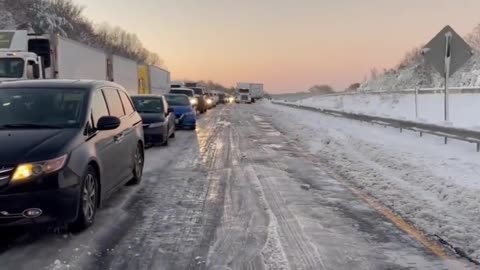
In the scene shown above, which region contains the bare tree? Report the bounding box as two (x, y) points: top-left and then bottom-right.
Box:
(396, 46), (422, 70)
(345, 83), (360, 92)
(370, 68), (379, 80)
(92, 23), (163, 66)
(467, 23), (480, 51)
(1, 0), (165, 67)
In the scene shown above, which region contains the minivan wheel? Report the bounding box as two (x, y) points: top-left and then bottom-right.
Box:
(70, 166), (97, 232)
(129, 144), (144, 185)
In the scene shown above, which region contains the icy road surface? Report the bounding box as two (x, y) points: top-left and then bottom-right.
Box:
(0, 104), (466, 270)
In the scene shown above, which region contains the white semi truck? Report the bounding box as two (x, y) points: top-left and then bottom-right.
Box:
(236, 82), (264, 103)
(0, 30), (109, 81)
(0, 30), (156, 95)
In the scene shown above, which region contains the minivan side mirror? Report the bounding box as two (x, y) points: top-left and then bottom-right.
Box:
(97, 116), (121, 130)
(33, 64), (41, 79)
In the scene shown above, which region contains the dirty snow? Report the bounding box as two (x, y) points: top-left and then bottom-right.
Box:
(264, 101), (480, 261)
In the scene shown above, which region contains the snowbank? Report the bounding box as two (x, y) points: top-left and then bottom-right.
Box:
(294, 93), (480, 128)
(263, 102), (480, 261)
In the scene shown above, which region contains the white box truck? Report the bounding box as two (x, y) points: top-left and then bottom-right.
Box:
(112, 55), (138, 95)
(0, 30), (109, 81)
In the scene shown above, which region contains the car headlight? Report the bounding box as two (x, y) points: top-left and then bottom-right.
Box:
(12, 155), (68, 182)
(206, 99), (212, 105)
(190, 98), (198, 105)
(149, 122), (165, 128)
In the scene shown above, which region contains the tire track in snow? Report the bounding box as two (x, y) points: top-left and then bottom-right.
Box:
(244, 120), (326, 270)
(87, 107), (229, 270)
(206, 121), (271, 270)
(221, 113), (325, 270)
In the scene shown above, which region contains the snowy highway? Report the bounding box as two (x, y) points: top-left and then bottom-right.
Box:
(0, 103), (469, 270)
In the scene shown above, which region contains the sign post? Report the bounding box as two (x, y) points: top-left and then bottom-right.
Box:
(415, 87), (419, 119)
(422, 25), (473, 123)
(444, 32), (451, 121)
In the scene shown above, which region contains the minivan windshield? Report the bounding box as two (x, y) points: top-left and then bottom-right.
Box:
(238, 89), (250, 94)
(165, 94), (190, 106)
(0, 58), (24, 78)
(169, 89), (194, 97)
(131, 97), (164, 113)
(0, 88), (87, 128)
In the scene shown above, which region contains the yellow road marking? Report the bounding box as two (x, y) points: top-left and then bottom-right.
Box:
(346, 185), (449, 259)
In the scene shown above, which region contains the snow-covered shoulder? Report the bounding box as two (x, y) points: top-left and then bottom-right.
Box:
(262, 102), (480, 261)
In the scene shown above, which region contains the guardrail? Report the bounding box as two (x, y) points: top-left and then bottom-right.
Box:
(304, 87), (480, 98)
(272, 101), (480, 152)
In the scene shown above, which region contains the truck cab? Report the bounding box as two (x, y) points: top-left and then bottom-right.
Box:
(0, 51), (42, 81)
(171, 81), (185, 88)
(237, 88), (252, 104)
(0, 31), (50, 81)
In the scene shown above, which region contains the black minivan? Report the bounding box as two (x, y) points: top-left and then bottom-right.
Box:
(0, 80), (144, 230)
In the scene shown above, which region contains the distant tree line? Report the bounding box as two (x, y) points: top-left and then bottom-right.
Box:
(1, 0), (163, 66)
(308, 84), (334, 94)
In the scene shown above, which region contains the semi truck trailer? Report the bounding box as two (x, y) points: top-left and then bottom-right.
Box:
(138, 65), (171, 95)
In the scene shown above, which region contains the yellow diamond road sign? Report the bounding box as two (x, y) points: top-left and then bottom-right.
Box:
(422, 25), (473, 77)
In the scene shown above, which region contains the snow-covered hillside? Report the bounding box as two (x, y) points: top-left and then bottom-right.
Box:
(360, 54), (480, 91)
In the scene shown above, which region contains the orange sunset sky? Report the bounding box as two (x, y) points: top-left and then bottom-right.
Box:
(77, 0), (480, 93)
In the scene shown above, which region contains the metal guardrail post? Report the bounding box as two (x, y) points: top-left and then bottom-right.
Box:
(415, 87), (419, 120)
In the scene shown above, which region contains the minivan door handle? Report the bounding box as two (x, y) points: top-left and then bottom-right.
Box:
(114, 133), (124, 143)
